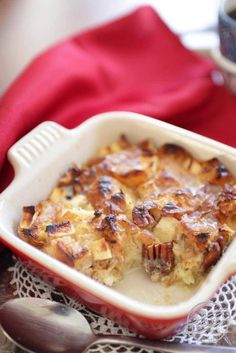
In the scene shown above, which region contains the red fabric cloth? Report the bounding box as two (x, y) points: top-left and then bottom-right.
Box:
(0, 6), (235, 192)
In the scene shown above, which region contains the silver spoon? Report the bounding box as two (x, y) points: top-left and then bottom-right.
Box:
(0, 298), (234, 353)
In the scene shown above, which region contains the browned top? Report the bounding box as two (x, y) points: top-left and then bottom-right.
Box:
(17, 137), (236, 286)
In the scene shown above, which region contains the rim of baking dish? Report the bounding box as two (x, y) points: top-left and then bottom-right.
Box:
(1, 111), (236, 320)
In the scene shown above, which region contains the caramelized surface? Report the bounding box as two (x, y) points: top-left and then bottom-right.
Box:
(18, 137), (236, 287)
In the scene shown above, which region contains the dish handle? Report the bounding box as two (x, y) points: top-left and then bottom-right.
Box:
(7, 121), (69, 175)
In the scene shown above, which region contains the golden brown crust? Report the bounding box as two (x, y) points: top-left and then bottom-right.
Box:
(97, 146), (157, 187)
(132, 202), (156, 229)
(217, 184), (236, 219)
(19, 206), (35, 228)
(86, 176), (126, 214)
(200, 158), (234, 185)
(17, 136), (236, 287)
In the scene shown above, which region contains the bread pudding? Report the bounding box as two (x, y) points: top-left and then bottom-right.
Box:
(17, 136), (236, 287)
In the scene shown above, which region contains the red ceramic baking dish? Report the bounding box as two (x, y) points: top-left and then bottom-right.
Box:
(0, 111), (236, 339)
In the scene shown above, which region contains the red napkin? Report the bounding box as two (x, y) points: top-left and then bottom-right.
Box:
(0, 6), (235, 193)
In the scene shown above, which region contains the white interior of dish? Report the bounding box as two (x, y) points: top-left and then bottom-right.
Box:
(1, 112), (236, 318)
(114, 268), (202, 305)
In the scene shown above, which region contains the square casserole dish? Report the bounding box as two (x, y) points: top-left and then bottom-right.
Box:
(0, 111), (236, 339)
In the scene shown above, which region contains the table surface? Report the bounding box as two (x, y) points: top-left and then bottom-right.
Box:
(0, 249), (52, 353)
(0, 0), (220, 94)
(0, 250), (23, 352)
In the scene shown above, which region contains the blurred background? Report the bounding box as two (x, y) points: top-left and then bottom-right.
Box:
(0, 0), (221, 93)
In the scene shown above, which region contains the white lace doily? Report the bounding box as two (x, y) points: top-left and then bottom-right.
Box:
(4, 258), (236, 352)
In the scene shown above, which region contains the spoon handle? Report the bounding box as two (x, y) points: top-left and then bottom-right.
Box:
(93, 336), (236, 353)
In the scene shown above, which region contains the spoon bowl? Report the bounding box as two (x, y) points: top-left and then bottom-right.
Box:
(0, 298), (95, 353)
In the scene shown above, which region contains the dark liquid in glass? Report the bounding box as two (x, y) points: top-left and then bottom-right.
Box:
(228, 9), (236, 20)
